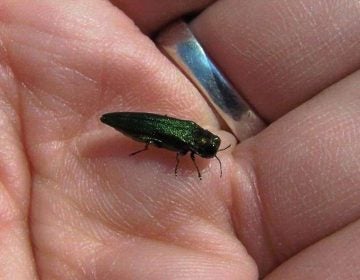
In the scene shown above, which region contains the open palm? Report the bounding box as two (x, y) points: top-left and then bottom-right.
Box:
(1, 1), (359, 279)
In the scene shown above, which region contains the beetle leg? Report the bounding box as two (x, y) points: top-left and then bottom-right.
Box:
(174, 152), (180, 177)
(175, 151), (187, 177)
(129, 142), (150, 156)
(190, 152), (202, 180)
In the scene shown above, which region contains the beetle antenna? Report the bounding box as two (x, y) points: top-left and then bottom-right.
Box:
(218, 144), (231, 152)
(215, 155), (223, 177)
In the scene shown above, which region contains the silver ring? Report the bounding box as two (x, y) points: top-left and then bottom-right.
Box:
(156, 21), (265, 141)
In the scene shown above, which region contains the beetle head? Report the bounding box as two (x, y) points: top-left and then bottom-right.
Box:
(196, 131), (221, 158)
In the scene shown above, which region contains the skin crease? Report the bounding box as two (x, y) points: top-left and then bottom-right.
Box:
(0, 1), (359, 280)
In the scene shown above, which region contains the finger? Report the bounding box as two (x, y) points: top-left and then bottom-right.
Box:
(265, 219), (360, 280)
(110, 0), (215, 33)
(232, 70), (360, 275)
(0, 91), (37, 276)
(191, 0), (360, 121)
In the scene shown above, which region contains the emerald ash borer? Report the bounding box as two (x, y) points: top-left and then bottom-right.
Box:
(100, 112), (230, 179)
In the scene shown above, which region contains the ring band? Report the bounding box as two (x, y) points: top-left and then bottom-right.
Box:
(156, 21), (265, 141)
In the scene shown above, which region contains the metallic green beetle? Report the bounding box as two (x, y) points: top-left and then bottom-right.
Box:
(100, 112), (230, 179)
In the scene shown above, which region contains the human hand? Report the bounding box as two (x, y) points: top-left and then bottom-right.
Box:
(0, 1), (359, 279)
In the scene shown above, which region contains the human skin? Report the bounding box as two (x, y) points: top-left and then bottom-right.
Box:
(0, 0), (359, 279)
